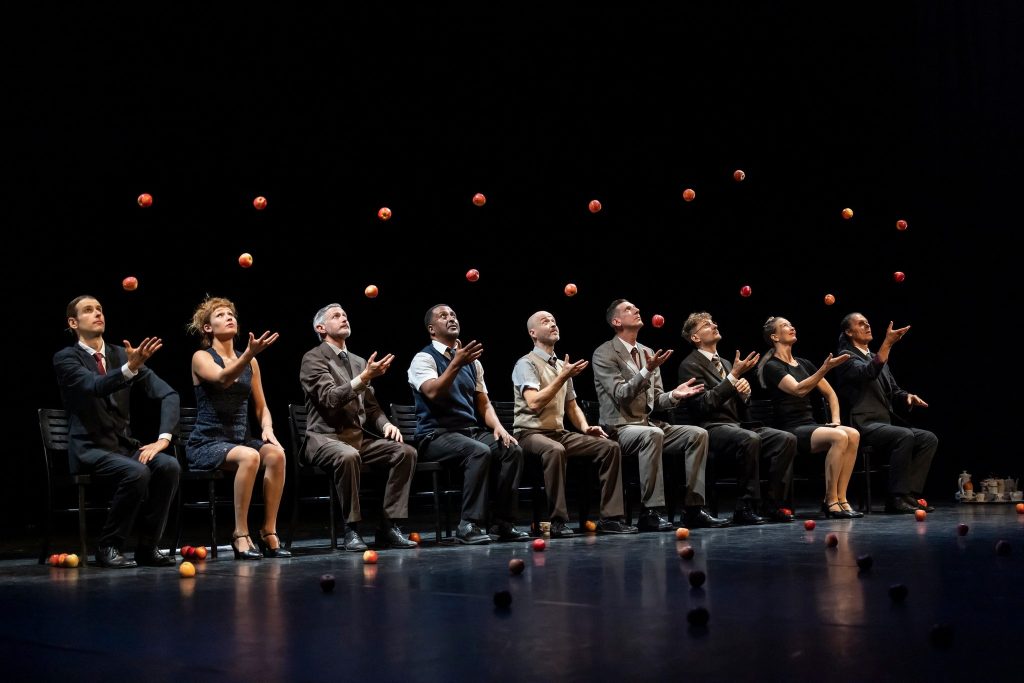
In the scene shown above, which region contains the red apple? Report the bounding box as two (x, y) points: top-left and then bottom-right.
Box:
(377, 206), (392, 221)
(181, 545), (194, 559)
(253, 196), (267, 211)
(363, 549), (378, 564)
(584, 520), (597, 532)
(915, 509), (926, 521)
(63, 553), (80, 568)
(320, 574), (336, 593)
(824, 293), (835, 306)
(1016, 503), (1024, 514)
(651, 314), (665, 328)
(682, 188), (696, 202)
(564, 283), (577, 297)
(675, 527), (690, 540)
(48, 553), (61, 566)
(841, 207), (853, 220)
(733, 169), (745, 182)
(896, 219), (908, 231)
(531, 538), (546, 552)
(957, 523), (969, 536)
(472, 193), (486, 207)
(893, 271), (905, 283)
(466, 268), (480, 282)
(238, 253), (253, 268)
(508, 558), (525, 575)
(740, 285), (752, 297)
(122, 276), (138, 291)
(364, 284), (379, 299)
(137, 193), (153, 208)
(917, 498), (929, 508)
(588, 199), (602, 213)
(804, 519), (816, 531)
(408, 532), (421, 543)
(179, 561), (196, 578)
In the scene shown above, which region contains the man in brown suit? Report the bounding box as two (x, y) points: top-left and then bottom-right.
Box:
(300, 303), (417, 550)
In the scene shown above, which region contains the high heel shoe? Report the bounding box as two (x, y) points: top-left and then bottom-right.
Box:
(821, 501), (856, 519)
(232, 532), (263, 560)
(258, 531), (292, 558)
(839, 501), (865, 518)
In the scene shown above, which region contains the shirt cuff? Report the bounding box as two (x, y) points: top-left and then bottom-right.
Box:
(350, 376), (367, 391)
(121, 363), (137, 379)
(638, 367), (650, 379)
(158, 433), (173, 443)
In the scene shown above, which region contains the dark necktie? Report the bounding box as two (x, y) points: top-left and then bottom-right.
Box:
(94, 352), (106, 375)
(445, 347), (455, 361)
(340, 351), (354, 377)
(630, 347), (642, 371)
(711, 354), (726, 379)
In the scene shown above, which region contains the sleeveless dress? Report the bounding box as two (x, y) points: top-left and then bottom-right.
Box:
(185, 348), (265, 470)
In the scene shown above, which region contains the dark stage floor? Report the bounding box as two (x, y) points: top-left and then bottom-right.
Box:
(2, 504), (1021, 682)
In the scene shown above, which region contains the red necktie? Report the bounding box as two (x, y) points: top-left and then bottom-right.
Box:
(631, 347), (642, 371)
(94, 352), (106, 375)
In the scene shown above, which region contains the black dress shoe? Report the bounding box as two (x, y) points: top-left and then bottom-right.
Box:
(96, 546), (136, 569)
(135, 547), (175, 567)
(378, 525), (417, 549)
(488, 522), (531, 542)
(231, 533), (263, 560)
(258, 531), (293, 558)
(684, 508), (731, 528)
(596, 518), (639, 534)
(342, 528), (369, 552)
(549, 520), (574, 538)
(884, 496), (918, 514)
(905, 494), (935, 512)
(455, 520), (490, 545)
(821, 501), (858, 518)
(732, 506), (768, 525)
(637, 508), (676, 532)
(838, 501), (865, 518)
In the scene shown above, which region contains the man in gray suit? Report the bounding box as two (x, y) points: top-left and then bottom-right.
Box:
(592, 299), (729, 529)
(300, 303), (417, 551)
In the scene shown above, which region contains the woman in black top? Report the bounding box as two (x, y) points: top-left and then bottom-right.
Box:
(757, 316), (862, 519)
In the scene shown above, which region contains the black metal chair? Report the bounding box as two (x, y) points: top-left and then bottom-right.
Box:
(285, 403), (343, 550)
(171, 407), (225, 558)
(488, 401), (548, 532)
(37, 408), (98, 562)
(388, 403), (446, 541)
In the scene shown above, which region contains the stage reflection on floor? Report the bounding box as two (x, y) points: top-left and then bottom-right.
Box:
(2, 505), (1021, 681)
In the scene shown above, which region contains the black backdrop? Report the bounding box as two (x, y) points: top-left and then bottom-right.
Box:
(6, 4), (1020, 536)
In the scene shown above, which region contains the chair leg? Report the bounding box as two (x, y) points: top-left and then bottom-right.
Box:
(172, 486), (183, 559)
(39, 494), (53, 564)
(431, 470), (442, 543)
(328, 484), (338, 550)
(77, 485), (88, 559)
(862, 449), (872, 515)
(285, 476), (300, 550)
(208, 480), (218, 559)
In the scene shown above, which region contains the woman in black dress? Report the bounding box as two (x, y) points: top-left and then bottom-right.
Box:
(757, 316), (862, 519)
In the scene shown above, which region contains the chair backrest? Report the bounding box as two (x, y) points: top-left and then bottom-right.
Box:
(288, 403), (309, 461)
(489, 401), (516, 433)
(389, 403), (418, 444)
(173, 407), (198, 465)
(38, 408), (71, 485)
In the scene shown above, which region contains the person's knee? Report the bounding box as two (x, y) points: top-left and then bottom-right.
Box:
(542, 442), (568, 466)
(263, 446), (286, 470)
(338, 449), (361, 470)
(919, 431), (939, 451)
(152, 454), (181, 478)
(237, 448), (261, 470)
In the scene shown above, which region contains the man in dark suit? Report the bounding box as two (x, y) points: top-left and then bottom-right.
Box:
(300, 303), (417, 550)
(52, 295), (180, 568)
(678, 312), (796, 524)
(832, 313), (937, 514)
(592, 299), (729, 530)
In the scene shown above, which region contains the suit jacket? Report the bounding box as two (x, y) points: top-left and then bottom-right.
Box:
(299, 342), (391, 458)
(677, 349), (748, 427)
(831, 341), (909, 428)
(592, 337), (677, 429)
(53, 343), (179, 473)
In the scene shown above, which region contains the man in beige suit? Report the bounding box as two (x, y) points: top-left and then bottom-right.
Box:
(300, 303), (417, 551)
(592, 299), (729, 530)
